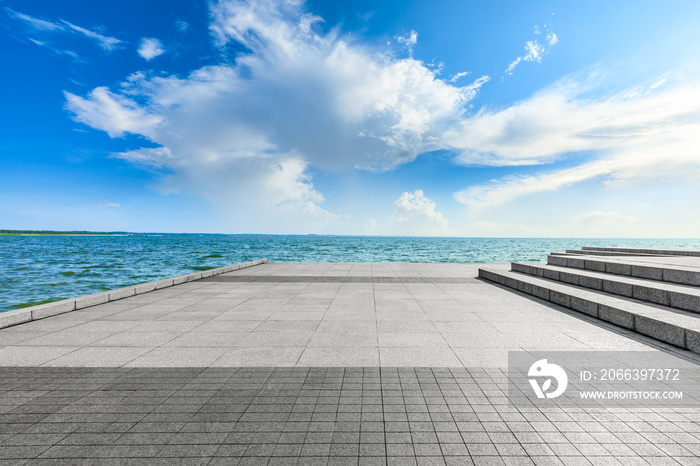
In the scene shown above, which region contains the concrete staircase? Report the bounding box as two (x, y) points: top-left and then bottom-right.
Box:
(479, 247), (700, 354)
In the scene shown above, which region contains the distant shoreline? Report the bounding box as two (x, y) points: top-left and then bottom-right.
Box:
(1, 230), (699, 239)
(0, 233), (130, 236)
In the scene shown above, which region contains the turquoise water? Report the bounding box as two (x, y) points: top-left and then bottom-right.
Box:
(1, 235), (699, 313)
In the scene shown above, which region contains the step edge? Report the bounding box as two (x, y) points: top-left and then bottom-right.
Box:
(521, 262), (700, 296)
(546, 255), (700, 287)
(478, 267), (700, 353)
(516, 262), (700, 314)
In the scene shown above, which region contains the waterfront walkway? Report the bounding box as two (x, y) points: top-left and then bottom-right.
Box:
(1, 262), (699, 464)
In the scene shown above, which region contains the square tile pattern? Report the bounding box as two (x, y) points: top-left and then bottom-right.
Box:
(1, 262), (699, 463)
(1, 367), (699, 464)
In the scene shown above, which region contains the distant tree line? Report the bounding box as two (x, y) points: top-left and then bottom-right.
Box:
(0, 229), (128, 235)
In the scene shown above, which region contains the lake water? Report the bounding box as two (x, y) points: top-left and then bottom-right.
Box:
(2, 235), (699, 312)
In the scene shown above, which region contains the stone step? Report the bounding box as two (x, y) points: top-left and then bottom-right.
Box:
(547, 254), (700, 287)
(564, 249), (667, 257)
(512, 262), (700, 314)
(478, 267), (700, 353)
(583, 246), (700, 257)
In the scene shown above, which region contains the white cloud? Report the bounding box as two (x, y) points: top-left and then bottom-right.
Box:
(524, 40), (544, 62)
(7, 9), (62, 31)
(64, 87), (162, 138)
(452, 75), (700, 209)
(59, 0), (700, 234)
(454, 162), (615, 210)
(463, 75), (491, 98)
(447, 73), (700, 164)
(650, 77), (667, 89)
(506, 40), (546, 75)
(64, 0), (489, 232)
(505, 24), (557, 75)
(112, 147), (176, 167)
(157, 155), (338, 233)
(393, 190), (448, 232)
(396, 30), (418, 55)
(27, 37), (83, 61)
(298, 13), (323, 34)
(138, 38), (166, 60)
(262, 159), (329, 215)
(449, 71), (470, 82)
(6, 8), (122, 51)
(61, 20), (121, 51)
(505, 58), (521, 75)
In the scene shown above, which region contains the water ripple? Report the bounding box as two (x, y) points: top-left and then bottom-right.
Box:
(1, 235), (699, 313)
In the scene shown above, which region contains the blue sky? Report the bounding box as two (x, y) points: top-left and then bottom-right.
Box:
(2, 0), (700, 236)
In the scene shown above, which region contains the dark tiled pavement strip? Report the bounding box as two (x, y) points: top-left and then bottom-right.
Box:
(1, 367), (699, 465)
(1, 262), (699, 464)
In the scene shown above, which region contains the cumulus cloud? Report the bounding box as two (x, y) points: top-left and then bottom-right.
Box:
(137, 38), (165, 60)
(64, 0), (490, 231)
(160, 156), (338, 233)
(546, 32), (558, 45)
(393, 190), (448, 234)
(71, 0), (478, 173)
(59, 0), (700, 233)
(6, 8), (122, 51)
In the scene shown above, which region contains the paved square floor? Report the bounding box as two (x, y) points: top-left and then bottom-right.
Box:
(1, 263), (699, 464)
(0, 263), (669, 369)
